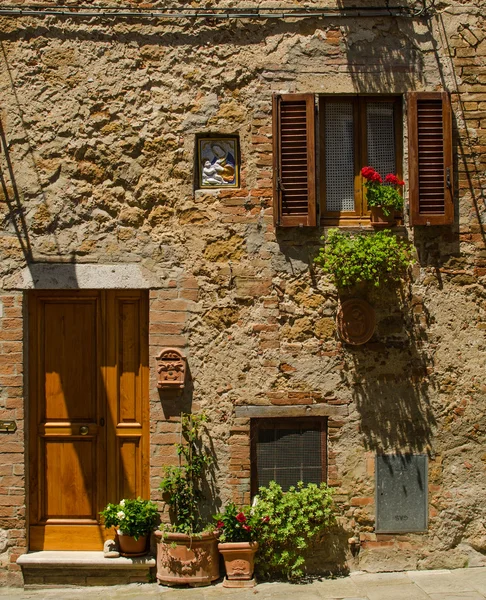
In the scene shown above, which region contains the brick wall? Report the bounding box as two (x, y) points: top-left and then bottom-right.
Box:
(0, 293), (25, 586)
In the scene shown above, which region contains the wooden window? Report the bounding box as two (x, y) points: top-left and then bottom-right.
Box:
(273, 94), (403, 227)
(408, 92), (453, 226)
(319, 96), (403, 225)
(250, 418), (327, 495)
(272, 94), (317, 227)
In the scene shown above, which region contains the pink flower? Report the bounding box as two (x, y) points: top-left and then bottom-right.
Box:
(216, 520), (224, 529)
(236, 512), (247, 523)
(242, 524), (252, 532)
(261, 516), (270, 523)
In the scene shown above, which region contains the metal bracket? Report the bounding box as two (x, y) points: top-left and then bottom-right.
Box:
(0, 420), (17, 433)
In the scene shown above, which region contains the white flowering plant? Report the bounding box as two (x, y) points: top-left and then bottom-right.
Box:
(100, 498), (159, 540)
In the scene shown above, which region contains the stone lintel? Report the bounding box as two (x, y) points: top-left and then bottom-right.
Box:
(234, 404), (348, 418)
(7, 264), (161, 290)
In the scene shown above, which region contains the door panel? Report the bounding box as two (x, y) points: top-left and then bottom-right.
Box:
(44, 439), (95, 518)
(105, 291), (149, 505)
(43, 301), (97, 421)
(29, 290), (149, 550)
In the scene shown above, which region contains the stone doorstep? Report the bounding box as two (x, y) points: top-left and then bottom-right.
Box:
(17, 552), (156, 588)
(17, 551), (156, 569)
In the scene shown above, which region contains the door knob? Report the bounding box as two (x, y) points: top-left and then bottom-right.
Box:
(80, 426), (89, 436)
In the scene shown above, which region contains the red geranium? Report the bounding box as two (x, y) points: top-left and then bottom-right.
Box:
(361, 166), (382, 183)
(385, 173), (404, 186)
(214, 502), (270, 542)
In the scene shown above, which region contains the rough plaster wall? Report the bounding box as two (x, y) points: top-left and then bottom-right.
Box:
(0, 0), (486, 583)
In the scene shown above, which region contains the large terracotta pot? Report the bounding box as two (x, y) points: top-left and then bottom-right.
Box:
(155, 530), (219, 587)
(218, 541), (258, 587)
(370, 205), (396, 228)
(116, 531), (148, 557)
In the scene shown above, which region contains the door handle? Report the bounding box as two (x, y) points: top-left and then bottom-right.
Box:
(79, 426), (89, 436)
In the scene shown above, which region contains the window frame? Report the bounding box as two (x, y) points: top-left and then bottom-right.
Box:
(319, 95), (404, 226)
(250, 417), (328, 496)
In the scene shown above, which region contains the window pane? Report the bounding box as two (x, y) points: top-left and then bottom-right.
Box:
(325, 102), (355, 212)
(256, 426), (322, 492)
(367, 102), (396, 178)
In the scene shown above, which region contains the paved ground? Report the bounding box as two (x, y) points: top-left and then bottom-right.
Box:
(1, 568), (486, 600)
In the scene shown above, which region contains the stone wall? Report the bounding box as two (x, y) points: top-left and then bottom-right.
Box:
(0, 0), (486, 585)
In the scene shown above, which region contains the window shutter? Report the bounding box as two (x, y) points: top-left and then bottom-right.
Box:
(408, 92), (453, 226)
(272, 93), (316, 227)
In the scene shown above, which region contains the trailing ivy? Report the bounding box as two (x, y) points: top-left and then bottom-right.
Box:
(251, 481), (334, 580)
(315, 228), (414, 289)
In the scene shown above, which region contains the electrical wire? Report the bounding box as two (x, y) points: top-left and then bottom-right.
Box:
(0, 3), (428, 21)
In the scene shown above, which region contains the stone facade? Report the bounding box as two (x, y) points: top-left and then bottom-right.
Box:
(0, 0), (486, 586)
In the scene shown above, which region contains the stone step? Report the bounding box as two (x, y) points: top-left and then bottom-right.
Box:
(17, 551), (156, 587)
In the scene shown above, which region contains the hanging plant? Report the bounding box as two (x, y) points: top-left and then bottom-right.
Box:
(315, 228), (414, 289)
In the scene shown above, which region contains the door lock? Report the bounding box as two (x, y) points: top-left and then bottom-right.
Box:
(79, 426), (89, 436)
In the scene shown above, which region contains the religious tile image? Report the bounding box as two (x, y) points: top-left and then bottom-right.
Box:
(198, 137), (239, 188)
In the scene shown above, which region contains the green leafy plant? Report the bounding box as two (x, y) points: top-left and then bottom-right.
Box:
(159, 413), (213, 534)
(214, 502), (269, 543)
(100, 497), (158, 540)
(251, 481), (334, 580)
(362, 166), (404, 216)
(315, 228), (414, 289)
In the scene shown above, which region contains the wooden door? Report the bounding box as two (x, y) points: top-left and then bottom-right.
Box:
(28, 290), (149, 551)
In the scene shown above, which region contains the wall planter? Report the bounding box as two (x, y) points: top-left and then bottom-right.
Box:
(155, 530), (219, 587)
(116, 531), (148, 557)
(218, 541), (258, 588)
(370, 206), (396, 228)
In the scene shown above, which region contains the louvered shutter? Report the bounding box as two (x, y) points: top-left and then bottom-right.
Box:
(272, 94), (317, 227)
(408, 92), (453, 225)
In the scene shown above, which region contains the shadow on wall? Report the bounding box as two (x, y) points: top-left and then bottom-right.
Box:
(342, 283), (437, 454)
(0, 46), (80, 287)
(431, 13), (486, 249)
(336, 0), (425, 94)
(305, 522), (353, 578)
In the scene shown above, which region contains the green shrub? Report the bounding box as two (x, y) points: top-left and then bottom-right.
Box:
(315, 228), (414, 289)
(251, 481), (334, 580)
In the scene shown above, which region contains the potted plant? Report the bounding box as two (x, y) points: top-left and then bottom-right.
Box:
(314, 228), (414, 290)
(251, 481), (334, 581)
(362, 166), (405, 227)
(99, 497), (158, 557)
(214, 502), (269, 587)
(155, 413), (219, 587)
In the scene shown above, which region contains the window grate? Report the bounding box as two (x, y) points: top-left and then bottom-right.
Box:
(367, 102), (396, 179)
(325, 102), (355, 212)
(256, 426), (322, 491)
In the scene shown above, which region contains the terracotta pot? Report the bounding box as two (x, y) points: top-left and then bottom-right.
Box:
(155, 530), (219, 587)
(370, 205), (396, 228)
(116, 531), (148, 557)
(218, 541), (258, 587)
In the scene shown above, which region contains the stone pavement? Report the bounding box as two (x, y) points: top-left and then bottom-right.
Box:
(1, 568), (486, 600)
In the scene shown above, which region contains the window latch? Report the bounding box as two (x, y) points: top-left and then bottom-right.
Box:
(446, 167), (451, 188)
(277, 177), (287, 192)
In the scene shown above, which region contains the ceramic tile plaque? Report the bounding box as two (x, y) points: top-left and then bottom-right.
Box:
(198, 137), (239, 188)
(375, 454), (428, 533)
